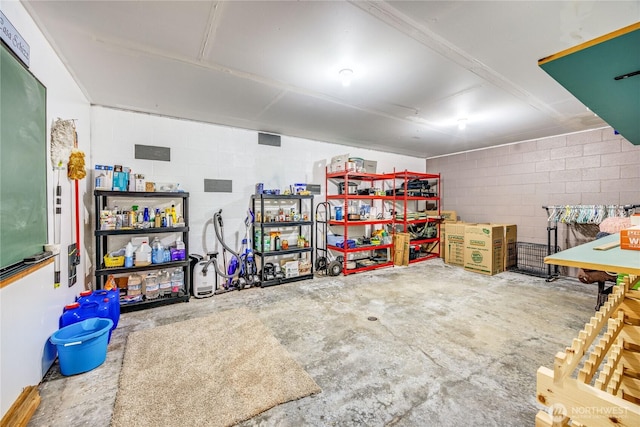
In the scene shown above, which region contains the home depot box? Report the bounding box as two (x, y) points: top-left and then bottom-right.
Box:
(620, 226), (640, 251)
(439, 224), (444, 258)
(426, 210), (457, 222)
(491, 224), (517, 270)
(329, 153), (350, 172)
(443, 222), (466, 266)
(464, 224), (504, 275)
(393, 232), (410, 266)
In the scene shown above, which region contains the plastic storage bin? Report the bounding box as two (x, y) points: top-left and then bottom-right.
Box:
(50, 317), (113, 376)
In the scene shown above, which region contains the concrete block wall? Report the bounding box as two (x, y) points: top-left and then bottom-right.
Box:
(426, 127), (640, 247)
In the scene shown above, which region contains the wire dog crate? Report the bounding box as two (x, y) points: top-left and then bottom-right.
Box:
(507, 242), (559, 280)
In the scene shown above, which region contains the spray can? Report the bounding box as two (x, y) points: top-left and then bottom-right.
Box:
(155, 209), (162, 228)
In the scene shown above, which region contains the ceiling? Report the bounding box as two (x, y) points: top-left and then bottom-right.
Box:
(21, 1), (640, 158)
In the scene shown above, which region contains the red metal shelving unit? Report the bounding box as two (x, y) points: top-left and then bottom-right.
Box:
(393, 170), (441, 264)
(325, 169), (396, 275)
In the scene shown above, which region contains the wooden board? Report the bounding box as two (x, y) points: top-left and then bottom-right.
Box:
(0, 385), (40, 427)
(593, 241), (620, 251)
(538, 22), (640, 146)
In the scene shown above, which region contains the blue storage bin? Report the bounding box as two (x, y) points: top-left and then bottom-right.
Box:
(50, 317), (113, 376)
(337, 239), (356, 249)
(327, 234), (343, 246)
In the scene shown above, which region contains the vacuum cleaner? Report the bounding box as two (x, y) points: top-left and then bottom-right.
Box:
(195, 209), (259, 295)
(190, 253), (217, 298)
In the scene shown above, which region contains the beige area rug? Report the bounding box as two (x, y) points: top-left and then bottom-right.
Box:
(111, 308), (321, 427)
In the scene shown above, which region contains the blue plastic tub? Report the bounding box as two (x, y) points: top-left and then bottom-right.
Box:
(50, 317), (113, 376)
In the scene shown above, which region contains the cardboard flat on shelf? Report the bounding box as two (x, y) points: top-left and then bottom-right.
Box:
(393, 232), (410, 266)
(491, 223), (517, 271)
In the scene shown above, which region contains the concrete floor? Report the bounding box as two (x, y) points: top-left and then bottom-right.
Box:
(28, 258), (598, 426)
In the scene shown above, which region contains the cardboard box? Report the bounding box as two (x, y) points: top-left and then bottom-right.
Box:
(393, 232), (410, 266)
(135, 177), (146, 192)
(330, 153), (350, 172)
(94, 165), (113, 190)
(283, 260), (299, 278)
(363, 160), (377, 173)
(444, 222), (466, 266)
(112, 171), (128, 191)
(621, 226), (640, 251)
(439, 224), (445, 258)
(492, 224), (517, 271)
(426, 210), (457, 222)
(464, 224), (504, 276)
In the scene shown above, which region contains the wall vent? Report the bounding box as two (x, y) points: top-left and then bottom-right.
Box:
(134, 144), (171, 161)
(258, 132), (281, 147)
(306, 184), (321, 195)
(204, 179), (232, 193)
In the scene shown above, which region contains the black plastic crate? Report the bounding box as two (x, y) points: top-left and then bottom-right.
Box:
(507, 242), (559, 279)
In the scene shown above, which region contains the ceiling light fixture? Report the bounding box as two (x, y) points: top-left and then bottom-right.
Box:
(339, 68), (353, 87)
(458, 118), (468, 130)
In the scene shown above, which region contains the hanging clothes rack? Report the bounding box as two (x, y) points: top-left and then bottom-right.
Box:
(541, 204), (639, 281)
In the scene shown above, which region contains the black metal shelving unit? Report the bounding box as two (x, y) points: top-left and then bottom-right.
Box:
(94, 190), (190, 312)
(251, 194), (314, 287)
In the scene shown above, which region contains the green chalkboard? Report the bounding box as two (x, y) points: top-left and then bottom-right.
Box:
(0, 42), (48, 271)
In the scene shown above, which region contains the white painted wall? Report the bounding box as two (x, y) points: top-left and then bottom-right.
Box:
(0, 1), (91, 418)
(0, 4), (423, 415)
(90, 106), (426, 259)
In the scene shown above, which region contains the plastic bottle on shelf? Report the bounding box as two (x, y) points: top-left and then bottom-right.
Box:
(158, 270), (171, 296)
(124, 242), (134, 267)
(151, 237), (165, 264)
(149, 208), (156, 228)
(144, 273), (160, 300)
(127, 273), (143, 297)
(154, 208), (161, 228)
(170, 268), (184, 296)
(130, 206), (138, 226)
(136, 241), (152, 266)
(171, 204), (177, 224)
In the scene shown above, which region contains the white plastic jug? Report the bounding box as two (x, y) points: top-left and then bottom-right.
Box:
(135, 242), (151, 266)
